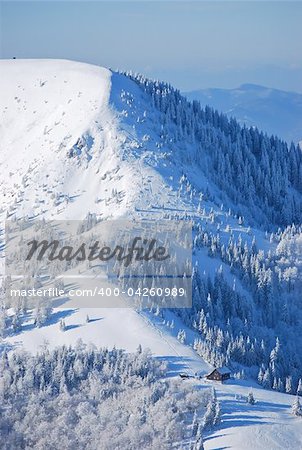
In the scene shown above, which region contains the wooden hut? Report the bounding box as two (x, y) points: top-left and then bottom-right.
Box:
(206, 366), (231, 382)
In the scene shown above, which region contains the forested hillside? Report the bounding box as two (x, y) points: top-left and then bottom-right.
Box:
(129, 73), (302, 228)
(125, 72), (302, 393)
(0, 344), (211, 449)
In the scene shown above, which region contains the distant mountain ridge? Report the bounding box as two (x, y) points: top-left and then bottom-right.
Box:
(184, 83), (302, 144)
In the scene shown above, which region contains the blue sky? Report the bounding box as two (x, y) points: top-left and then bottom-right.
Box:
(1, 1), (302, 92)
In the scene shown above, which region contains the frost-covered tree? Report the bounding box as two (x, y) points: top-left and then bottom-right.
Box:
(177, 329), (186, 344)
(12, 313), (21, 332)
(297, 379), (302, 396)
(291, 396), (302, 417)
(203, 388), (220, 429)
(0, 309), (7, 337)
(247, 391), (256, 405)
(285, 376), (293, 394)
(59, 319), (66, 332)
(0, 344), (211, 448)
(193, 424), (204, 450)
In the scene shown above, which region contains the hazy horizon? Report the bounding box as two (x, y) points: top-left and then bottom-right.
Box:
(1, 1), (302, 93)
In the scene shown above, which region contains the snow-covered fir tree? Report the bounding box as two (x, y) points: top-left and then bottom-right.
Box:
(291, 396), (302, 417)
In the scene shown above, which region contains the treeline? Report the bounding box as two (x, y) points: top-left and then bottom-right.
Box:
(126, 72), (302, 228)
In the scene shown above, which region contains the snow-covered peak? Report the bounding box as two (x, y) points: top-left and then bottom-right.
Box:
(0, 59), (195, 223)
(1, 59), (111, 152)
(0, 60), (144, 220)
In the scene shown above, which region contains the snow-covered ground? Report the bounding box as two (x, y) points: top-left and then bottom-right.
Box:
(4, 302), (302, 449)
(1, 59), (302, 449)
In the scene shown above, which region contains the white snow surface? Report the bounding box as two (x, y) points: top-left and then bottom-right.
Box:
(1, 59), (302, 450)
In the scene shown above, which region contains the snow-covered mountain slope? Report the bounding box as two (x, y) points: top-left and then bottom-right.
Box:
(1, 59), (302, 449)
(0, 60), (141, 220)
(1, 60), (190, 222)
(185, 83), (302, 144)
